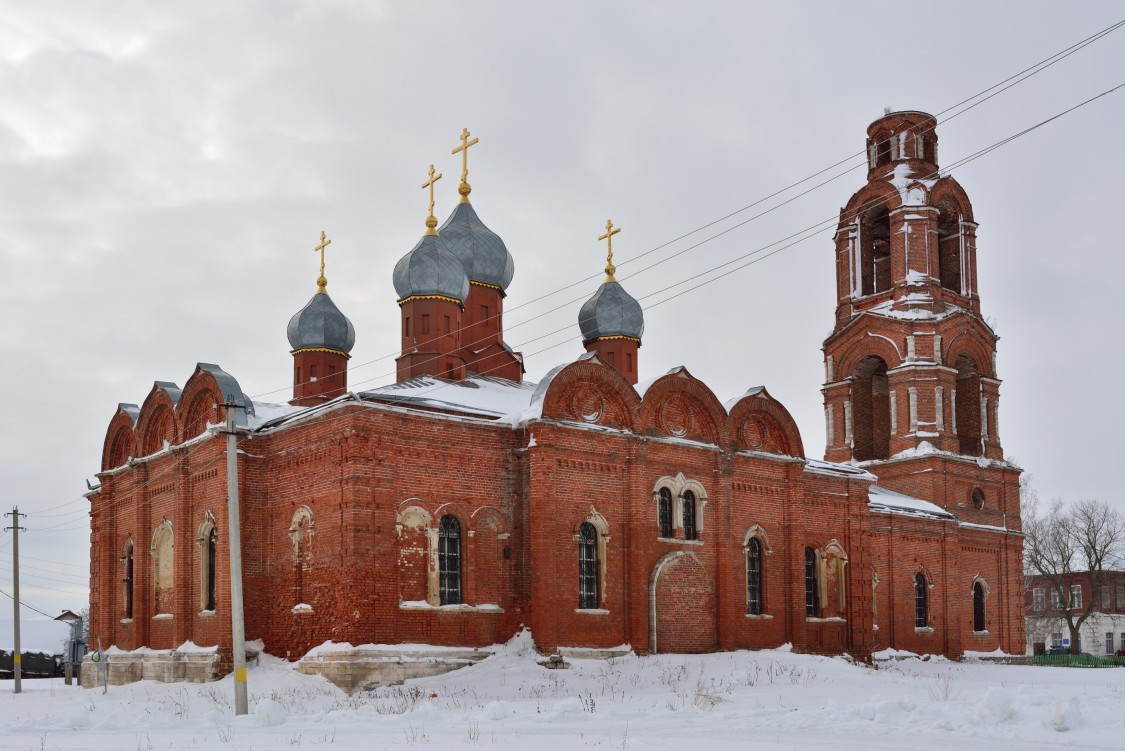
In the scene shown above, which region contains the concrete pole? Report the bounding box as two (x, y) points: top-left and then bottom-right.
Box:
(224, 398), (248, 715)
(7, 506), (24, 694)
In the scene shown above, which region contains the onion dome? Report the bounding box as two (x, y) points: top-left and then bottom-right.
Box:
(579, 280), (644, 342)
(438, 202), (515, 291)
(578, 219), (644, 342)
(287, 292), (356, 355)
(392, 233), (470, 303)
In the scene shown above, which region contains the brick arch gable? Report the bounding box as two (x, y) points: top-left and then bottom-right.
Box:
(727, 386), (804, 457)
(839, 181), (901, 228)
(537, 355), (640, 431)
(928, 176), (975, 223)
(826, 326), (904, 379)
(177, 363), (253, 442)
(101, 403), (139, 471)
(943, 330), (997, 379)
(639, 367), (728, 446)
(135, 382), (183, 458)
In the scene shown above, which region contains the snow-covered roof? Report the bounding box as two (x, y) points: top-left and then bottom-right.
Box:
(803, 458), (877, 481)
(360, 373), (538, 419)
(868, 485), (956, 520)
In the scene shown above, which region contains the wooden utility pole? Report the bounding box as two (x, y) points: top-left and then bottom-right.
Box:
(223, 397), (248, 715)
(5, 507), (26, 694)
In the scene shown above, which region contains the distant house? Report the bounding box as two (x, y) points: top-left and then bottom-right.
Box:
(1025, 571), (1125, 654)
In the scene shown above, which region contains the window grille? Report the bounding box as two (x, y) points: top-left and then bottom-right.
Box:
(805, 547), (819, 618)
(1102, 585), (1111, 610)
(123, 544), (134, 619)
(206, 528), (218, 612)
(577, 522), (599, 610)
(973, 582), (986, 631)
(914, 573), (928, 627)
(658, 488), (673, 538)
(746, 538), (762, 615)
(1033, 587), (1044, 612)
(438, 515), (462, 605)
(682, 491), (698, 540)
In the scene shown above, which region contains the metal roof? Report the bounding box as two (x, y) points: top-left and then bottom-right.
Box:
(438, 203), (515, 291)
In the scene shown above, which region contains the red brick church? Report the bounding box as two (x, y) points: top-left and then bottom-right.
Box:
(85, 112), (1024, 685)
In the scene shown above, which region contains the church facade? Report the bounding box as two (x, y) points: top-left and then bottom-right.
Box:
(84, 112), (1024, 685)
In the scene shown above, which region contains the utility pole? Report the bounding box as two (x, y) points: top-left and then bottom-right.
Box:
(5, 506), (26, 694)
(223, 397), (248, 716)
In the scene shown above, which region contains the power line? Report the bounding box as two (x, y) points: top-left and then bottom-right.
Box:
(0, 588), (56, 619)
(245, 16), (1125, 402)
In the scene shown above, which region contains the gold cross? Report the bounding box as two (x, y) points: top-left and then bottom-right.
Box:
(422, 164), (442, 235)
(598, 219), (621, 283)
(452, 128), (479, 182)
(313, 230), (332, 293)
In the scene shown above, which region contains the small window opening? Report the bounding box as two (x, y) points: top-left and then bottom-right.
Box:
(438, 515), (462, 605)
(405, 316), (411, 337)
(860, 205), (891, 295)
(973, 581), (986, 631)
(481, 305), (489, 329)
(444, 315), (451, 334)
(937, 202), (962, 293)
(421, 315), (430, 335)
(914, 572), (927, 627)
(971, 487), (985, 510)
(805, 547), (820, 618)
(577, 522), (599, 609)
(747, 538), (763, 615)
(682, 490), (698, 540)
(658, 488), (673, 538)
(122, 543), (134, 619)
(206, 528), (218, 611)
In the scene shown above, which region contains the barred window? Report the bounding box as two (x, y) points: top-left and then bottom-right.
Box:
(205, 528), (218, 612)
(122, 542), (134, 620)
(973, 581), (986, 631)
(746, 538), (763, 615)
(1032, 587), (1044, 612)
(683, 490), (698, 541)
(914, 573), (928, 627)
(658, 487), (673, 538)
(578, 522), (599, 610)
(438, 515), (462, 605)
(1102, 585), (1111, 610)
(805, 547), (819, 618)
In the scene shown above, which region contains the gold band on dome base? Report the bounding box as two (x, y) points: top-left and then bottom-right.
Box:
(588, 335), (641, 344)
(397, 294), (464, 306)
(470, 280), (503, 291)
(290, 347), (352, 359)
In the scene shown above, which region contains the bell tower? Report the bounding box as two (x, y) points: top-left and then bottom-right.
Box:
(821, 111), (1024, 526)
(821, 111), (1006, 465)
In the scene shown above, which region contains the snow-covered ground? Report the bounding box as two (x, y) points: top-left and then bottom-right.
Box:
(1, 633), (1122, 750)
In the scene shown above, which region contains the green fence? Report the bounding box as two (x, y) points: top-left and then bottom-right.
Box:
(1032, 653), (1125, 668)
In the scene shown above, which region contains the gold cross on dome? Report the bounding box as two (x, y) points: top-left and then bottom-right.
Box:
(313, 230), (332, 293)
(598, 219), (621, 283)
(452, 128), (479, 178)
(421, 164), (443, 235)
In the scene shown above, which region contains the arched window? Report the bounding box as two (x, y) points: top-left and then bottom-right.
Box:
(658, 487), (673, 538)
(682, 490), (698, 541)
(852, 356), (890, 461)
(860, 205), (891, 296)
(577, 522), (599, 609)
(937, 202), (962, 293)
(122, 541), (134, 619)
(914, 573), (928, 628)
(747, 538), (763, 615)
(973, 581), (986, 632)
(805, 547), (819, 618)
(205, 527), (218, 611)
(955, 354), (983, 456)
(438, 514), (462, 605)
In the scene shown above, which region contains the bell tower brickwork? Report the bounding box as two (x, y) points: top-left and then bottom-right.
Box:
(822, 111), (1024, 655)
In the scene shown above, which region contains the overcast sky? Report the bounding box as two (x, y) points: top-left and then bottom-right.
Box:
(1, 2), (1122, 618)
